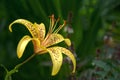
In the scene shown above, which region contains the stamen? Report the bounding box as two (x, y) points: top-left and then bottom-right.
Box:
(48, 15), (55, 33)
(48, 15), (61, 34)
(43, 18), (60, 45)
(51, 15), (55, 28)
(48, 16), (52, 33)
(54, 21), (66, 33)
(51, 18), (60, 33)
(48, 14), (55, 33)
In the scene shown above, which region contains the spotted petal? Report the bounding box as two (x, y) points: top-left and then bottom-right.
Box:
(17, 35), (32, 58)
(44, 34), (65, 47)
(9, 19), (39, 38)
(60, 47), (76, 73)
(48, 47), (76, 73)
(34, 23), (46, 42)
(47, 47), (63, 76)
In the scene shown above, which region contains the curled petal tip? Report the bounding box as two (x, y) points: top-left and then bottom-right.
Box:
(65, 39), (71, 46)
(9, 24), (13, 32)
(72, 67), (76, 73)
(17, 53), (22, 59)
(51, 72), (56, 76)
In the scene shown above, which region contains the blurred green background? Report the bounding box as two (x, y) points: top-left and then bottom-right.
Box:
(1, 0), (120, 80)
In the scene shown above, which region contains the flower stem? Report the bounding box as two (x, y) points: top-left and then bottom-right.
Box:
(5, 54), (36, 80)
(15, 53), (36, 69)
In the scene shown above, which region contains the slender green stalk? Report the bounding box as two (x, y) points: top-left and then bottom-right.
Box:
(5, 54), (36, 80)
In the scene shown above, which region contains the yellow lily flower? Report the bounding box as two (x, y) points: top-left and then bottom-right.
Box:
(9, 15), (76, 76)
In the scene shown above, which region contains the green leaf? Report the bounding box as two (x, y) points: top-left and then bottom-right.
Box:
(93, 60), (111, 72)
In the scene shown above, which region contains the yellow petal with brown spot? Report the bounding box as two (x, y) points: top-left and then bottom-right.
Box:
(9, 19), (38, 38)
(44, 34), (64, 47)
(50, 47), (76, 73)
(34, 23), (46, 42)
(47, 47), (63, 76)
(60, 47), (76, 73)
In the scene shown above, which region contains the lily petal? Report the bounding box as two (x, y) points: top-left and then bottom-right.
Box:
(44, 34), (65, 47)
(34, 23), (46, 42)
(17, 35), (32, 58)
(9, 19), (38, 38)
(64, 38), (71, 46)
(50, 47), (76, 73)
(60, 47), (76, 73)
(47, 47), (63, 76)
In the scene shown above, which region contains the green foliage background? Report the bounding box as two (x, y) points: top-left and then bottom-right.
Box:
(0, 0), (120, 80)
